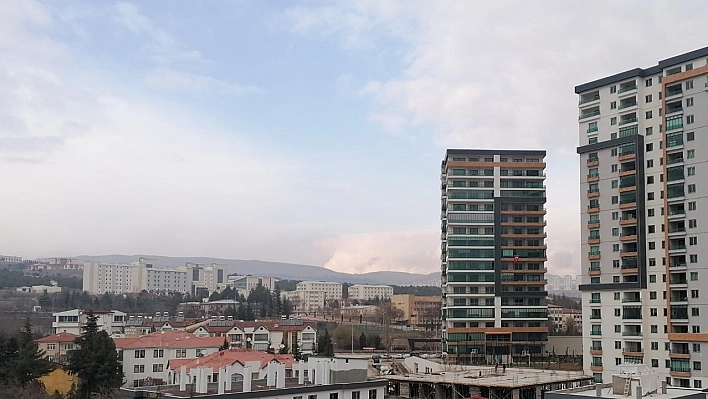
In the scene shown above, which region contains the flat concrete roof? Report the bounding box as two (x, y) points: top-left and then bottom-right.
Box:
(555, 386), (703, 399)
(386, 366), (591, 388)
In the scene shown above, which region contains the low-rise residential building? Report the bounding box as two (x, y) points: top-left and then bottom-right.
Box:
(16, 284), (62, 294)
(0, 254), (22, 263)
(167, 348), (296, 383)
(340, 305), (378, 317)
(391, 294), (441, 326)
(189, 319), (317, 355)
(36, 332), (78, 364)
(114, 330), (225, 387)
(123, 312), (201, 336)
(227, 275), (278, 297)
(52, 309), (127, 336)
(296, 281), (343, 300)
(548, 304), (582, 333)
(348, 284), (393, 301)
(282, 289), (327, 312)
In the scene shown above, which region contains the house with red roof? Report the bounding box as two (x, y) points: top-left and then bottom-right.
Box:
(36, 332), (78, 364)
(189, 319), (317, 355)
(166, 348), (295, 385)
(114, 330), (225, 388)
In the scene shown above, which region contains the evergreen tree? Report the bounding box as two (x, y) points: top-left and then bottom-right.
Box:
(317, 330), (334, 357)
(359, 332), (367, 350)
(291, 340), (301, 360)
(219, 338), (229, 351)
(66, 311), (123, 398)
(12, 318), (54, 386)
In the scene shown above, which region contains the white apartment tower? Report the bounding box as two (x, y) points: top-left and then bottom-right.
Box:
(577, 46), (708, 389)
(441, 149), (548, 365)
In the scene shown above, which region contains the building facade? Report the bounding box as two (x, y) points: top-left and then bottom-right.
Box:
(282, 290), (327, 312)
(391, 294), (442, 327)
(114, 330), (224, 387)
(296, 281), (343, 300)
(52, 309), (127, 335)
(36, 332), (78, 364)
(228, 275), (279, 297)
(348, 284), (393, 301)
(440, 149), (548, 364)
(576, 46), (708, 388)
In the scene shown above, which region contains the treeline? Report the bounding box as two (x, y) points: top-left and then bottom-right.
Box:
(39, 290), (187, 314)
(548, 294), (581, 310)
(0, 269), (82, 290)
(216, 285), (292, 320)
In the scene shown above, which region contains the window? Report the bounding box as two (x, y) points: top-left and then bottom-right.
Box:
(692, 308), (700, 317)
(615, 325), (621, 333)
(613, 260), (620, 268)
(613, 276), (620, 283)
(687, 132), (695, 141)
(612, 228), (619, 236)
(651, 359), (659, 367)
(610, 117), (617, 126)
(687, 115), (695, 124)
(614, 292), (620, 300)
(646, 94), (652, 103)
(153, 349), (164, 358)
(647, 176), (654, 184)
(694, 344), (701, 352)
(649, 258), (656, 266)
(646, 126), (653, 135)
(650, 292), (657, 300)
(610, 101), (617, 109)
(691, 272), (699, 281)
(352, 392), (361, 399)
(615, 357), (622, 365)
(152, 364), (163, 372)
(647, 159), (654, 168)
(368, 389), (378, 399)
(588, 137), (598, 144)
(688, 167), (696, 176)
(685, 63), (693, 71)
(613, 244), (620, 252)
(612, 164), (618, 172)
(692, 290), (699, 299)
(176, 349), (187, 358)
(686, 80), (694, 90)
(687, 97), (694, 107)
(688, 149), (695, 159)
(689, 219), (698, 228)
(648, 209), (655, 217)
(695, 381), (702, 389)
(650, 275), (657, 283)
(688, 184), (696, 193)
(650, 308), (657, 316)
(612, 211), (619, 220)
(651, 325), (658, 333)
(689, 201), (696, 210)
(651, 342), (658, 350)
(330, 394), (339, 399)
(615, 341), (622, 349)
(610, 86), (616, 94)
(690, 237), (697, 245)
(646, 110), (653, 119)
(46, 343), (56, 350)
(694, 326), (701, 334)
(648, 192), (654, 201)
(690, 254), (699, 264)
(135, 350), (145, 358)
(134, 365), (145, 373)
(646, 78), (653, 87)
(612, 196), (618, 204)
(649, 242), (656, 250)
(614, 308), (620, 317)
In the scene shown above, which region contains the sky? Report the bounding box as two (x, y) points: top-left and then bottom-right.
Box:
(3, 1), (708, 277)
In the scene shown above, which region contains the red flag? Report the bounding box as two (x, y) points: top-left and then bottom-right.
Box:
(513, 255), (519, 263)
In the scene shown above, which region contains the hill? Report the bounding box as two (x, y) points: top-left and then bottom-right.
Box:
(74, 254), (439, 286)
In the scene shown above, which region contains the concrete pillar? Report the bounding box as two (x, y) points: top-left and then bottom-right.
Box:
(267, 362), (276, 386)
(218, 368), (225, 394)
(225, 364), (232, 391)
(537, 386), (544, 399)
(179, 365), (187, 391)
(276, 363), (286, 388)
(512, 388), (520, 399)
(243, 366), (252, 392)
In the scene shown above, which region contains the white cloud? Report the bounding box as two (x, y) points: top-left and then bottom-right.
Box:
(317, 230), (439, 275)
(145, 69), (264, 95)
(285, 0), (708, 276)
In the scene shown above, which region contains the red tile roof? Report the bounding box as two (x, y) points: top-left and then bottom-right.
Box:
(168, 349), (295, 372)
(36, 332), (78, 343)
(114, 331), (225, 349)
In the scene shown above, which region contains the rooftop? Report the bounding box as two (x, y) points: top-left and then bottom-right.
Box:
(387, 365), (590, 388)
(168, 349), (296, 372)
(114, 331), (225, 349)
(36, 332), (78, 343)
(551, 385), (704, 399)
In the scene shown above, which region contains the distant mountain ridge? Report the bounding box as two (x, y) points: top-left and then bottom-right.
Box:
(74, 254), (440, 286)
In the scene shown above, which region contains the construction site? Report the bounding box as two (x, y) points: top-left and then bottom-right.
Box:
(383, 356), (594, 399)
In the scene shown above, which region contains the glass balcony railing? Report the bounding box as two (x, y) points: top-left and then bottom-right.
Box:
(619, 102), (637, 109)
(587, 126), (599, 133)
(579, 111), (601, 120)
(666, 88), (683, 97)
(619, 118), (638, 125)
(619, 85), (637, 93)
(622, 331), (642, 336)
(580, 95), (600, 105)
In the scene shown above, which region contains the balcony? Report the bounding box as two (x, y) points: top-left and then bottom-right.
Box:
(579, 94), (600, 105)
(622, 306), (642, 320)
(618, 101), (637, 110)
(587, 126), (598, 133)
(666, 88), (683, 98)
(671, 306), (689, 320)
(622, 330), (642, 337)
(670, 279), (688, 285)
(618, 117), (638, 126)
(579, 110), (601, 120)
(619, 84), (637, 94)
(666, 106), (683, 115)
(622, 296), (641, 303)
(589, 298), (601, 304)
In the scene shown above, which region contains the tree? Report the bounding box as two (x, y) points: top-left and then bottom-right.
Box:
(66, 311), (123, 398)
(12, 318), (54, 386)
(359, 332), (367, 350)
(317, 330), (334, 357)
(279, 341), (289, 354)
(219, 338), (229, 351)
(291, 340), (301, 360)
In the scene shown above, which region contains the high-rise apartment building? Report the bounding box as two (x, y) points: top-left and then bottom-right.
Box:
(440, 149), (548, 364)
(576, 46), (708, 388)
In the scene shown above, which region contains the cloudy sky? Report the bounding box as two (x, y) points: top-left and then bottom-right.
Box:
(3, 1), (708, 276)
